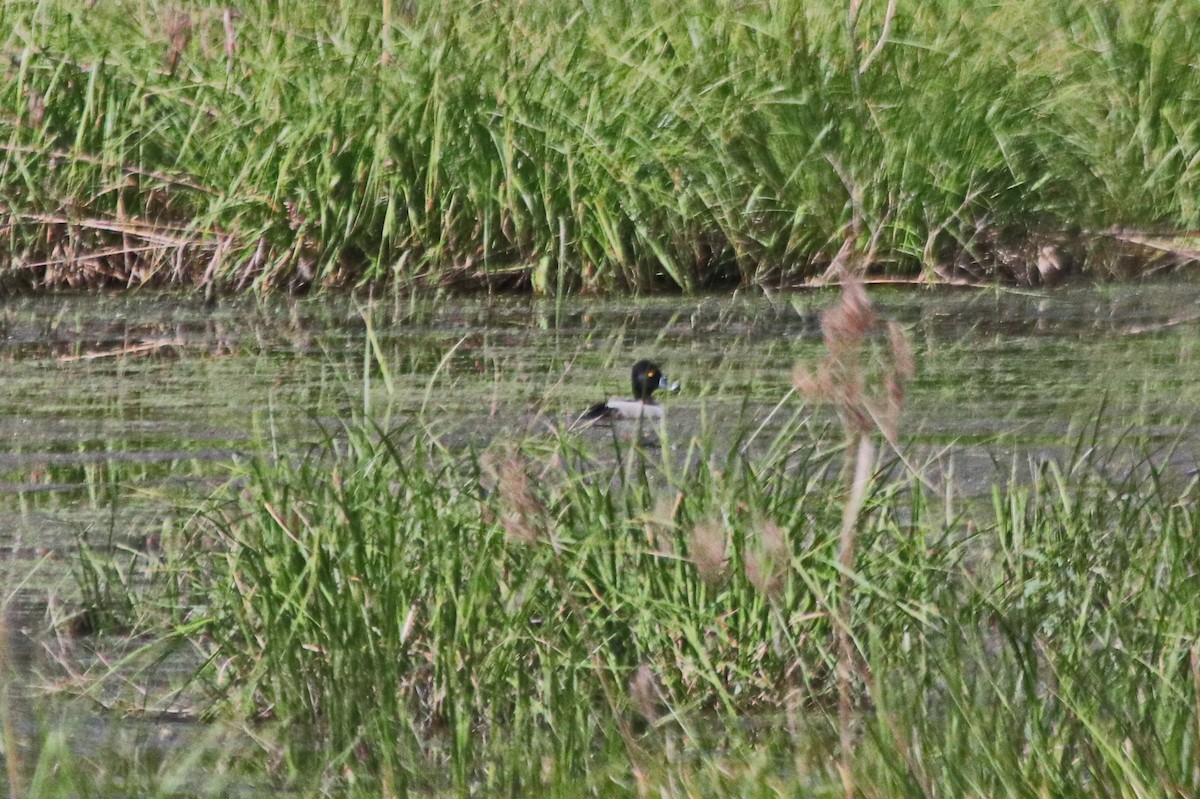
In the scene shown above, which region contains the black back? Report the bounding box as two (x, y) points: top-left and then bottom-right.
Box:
(581, 400), (613, 421)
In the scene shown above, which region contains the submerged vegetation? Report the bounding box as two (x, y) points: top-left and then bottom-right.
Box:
(1, 0), (1198, 293)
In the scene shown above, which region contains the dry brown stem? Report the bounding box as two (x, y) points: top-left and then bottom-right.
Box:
(793, 268), (914, 799)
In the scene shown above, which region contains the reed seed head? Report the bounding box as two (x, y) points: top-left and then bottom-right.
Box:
(688, 518), (729, 586)
(644, 492), (681, 555)
(628, 664), (667, 724)
(796, 272), (914, 439)
(744, 520), (788, 599)
(162, 9), (193, 73)
(496, 453), (545, 546)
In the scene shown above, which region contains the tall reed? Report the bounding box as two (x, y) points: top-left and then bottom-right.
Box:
(1, 0), (1196, 293)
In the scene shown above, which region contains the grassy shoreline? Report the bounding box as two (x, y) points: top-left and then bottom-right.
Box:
(1, 0), (1197, 294)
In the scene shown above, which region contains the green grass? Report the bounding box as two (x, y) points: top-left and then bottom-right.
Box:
(52, 410), (1200, 798)
(0, 0), (1197, 293)
(7, 280), (1200, 797)
(43, 274), (1200, 797)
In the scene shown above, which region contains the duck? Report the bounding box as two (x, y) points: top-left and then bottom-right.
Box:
(579, 359), (680, 423)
